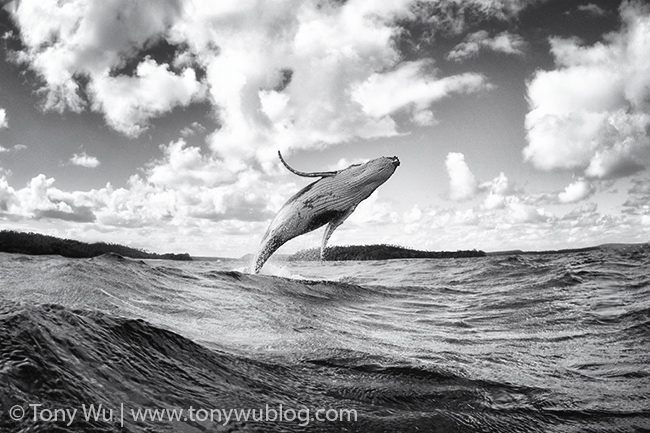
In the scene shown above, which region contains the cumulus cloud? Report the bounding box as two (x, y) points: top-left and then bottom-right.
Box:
(70, 152), (100, 168)
(472, 169), (553, 224)
(352, 60), (488, 123)
(506, 199), (552, 224)
(96, 139), (284, 229)
(524, 1), (650, 180)
(446, 154), (597, 210)
(558, 178), (595, 203)
(447, 30), (526, 61)
(0, 108), (7, 128)
(191, 0), (416, 159)
(1, 174), (97, 222)
(6, 0), (507, 163)
(146, 139), (243, 188)
(389, 196), (649, 254)
(0, 144), (26, 153)
(328, 157), (370, 171)
(0, 175), (16, 212)
(3, 0), (418, 156)
(622, 178), (650, 214)
(180, 121), (206, 137)
(481, 172), (510, 209)
(9, 0), (638, 256)
(412, 109), (436, 126)
(90, 59), (204, 137)
(403, 0), (543, 40)
(0, 142), (287, 249)
(11, 0), (201, 134)
(577, 4), (606, 16)
(445, 152), (479, 201)
(382, 197), (649, 254)
(404, 205), (423, 224)
(1, 158), (645, 257)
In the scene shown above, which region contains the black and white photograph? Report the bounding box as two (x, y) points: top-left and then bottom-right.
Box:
(1, 0), (649, 431)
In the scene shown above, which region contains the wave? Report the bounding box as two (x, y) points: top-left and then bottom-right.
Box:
(7, 300), (636, 433)
(0, 301), (337, 432)
(0, 301), (561, 433)
(2, 248), (650, 432)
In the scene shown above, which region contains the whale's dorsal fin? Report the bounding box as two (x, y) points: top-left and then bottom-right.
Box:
(278, 151), (337, 178)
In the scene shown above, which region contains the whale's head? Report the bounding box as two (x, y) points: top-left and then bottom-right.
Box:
(342, 156), (400, 189)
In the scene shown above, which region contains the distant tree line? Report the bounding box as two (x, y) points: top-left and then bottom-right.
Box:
(0, 230), (192, 261)
(288, 244), (486, 261)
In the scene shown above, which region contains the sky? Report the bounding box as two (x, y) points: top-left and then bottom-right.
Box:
(0, 0), (649, 258)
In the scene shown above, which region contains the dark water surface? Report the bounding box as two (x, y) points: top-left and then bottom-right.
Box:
(1, 247), (649, 432)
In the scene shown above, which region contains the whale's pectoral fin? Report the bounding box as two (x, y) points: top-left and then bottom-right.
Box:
(320, 205), (357, 260)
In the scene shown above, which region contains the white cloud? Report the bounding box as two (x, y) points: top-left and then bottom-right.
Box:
(481, 172), (510, 209)
(328, 157), (370, 171)
(524, 1), (650, 179)
(90, 59), (204, 137)
(558, 178), (595, 204)
(0, 108), (7, 128)
(446, 155), (599, 211)
(0, 144), (27, 153)
(146, 139), (243, 188)
(506, 199), (551, 224)
(447, 30), (526, 61)
(180, 121), (206, 137)
(8, 0), (503, 163)
(623, 178), (650, 214)
(387, 197), (650, 254)
(412, 109), (436, 126)
(8, 0), (645, 257)
(577, 4), (606, 16)
(404, 205), (423, 224)
(0, 175), (16, 211)
(11, 0), (200, 131)
(10, 174), (79, 219)
(70, 152), (100, 168)
(352, 60), (487, 120)
(2, 159), (648, 256)
(445, 152), (479, 201)
(404, 0), (543, 38)
(192, 0), (415, 160)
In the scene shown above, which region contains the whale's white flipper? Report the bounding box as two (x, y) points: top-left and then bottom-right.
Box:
(320, 205), (356, 260)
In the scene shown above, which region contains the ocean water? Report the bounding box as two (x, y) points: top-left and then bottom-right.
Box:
(1, 247), (649, 432)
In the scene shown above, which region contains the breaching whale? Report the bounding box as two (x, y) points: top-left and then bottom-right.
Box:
(252, 151), (400, 273)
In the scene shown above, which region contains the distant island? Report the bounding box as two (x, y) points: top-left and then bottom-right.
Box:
(284, 242), (650, 262)
(288, 244), (486, 261)
(486, 242), (649, 256)
(0, 230), (192, 261)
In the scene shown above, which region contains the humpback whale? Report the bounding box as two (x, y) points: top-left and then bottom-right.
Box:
(252, 151), (400, 273)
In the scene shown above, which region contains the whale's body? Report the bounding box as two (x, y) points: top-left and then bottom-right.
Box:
(252, 152), (399, 273)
